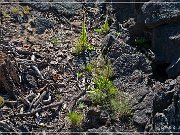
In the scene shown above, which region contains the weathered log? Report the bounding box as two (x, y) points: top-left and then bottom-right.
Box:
(0, 51), (20, 99)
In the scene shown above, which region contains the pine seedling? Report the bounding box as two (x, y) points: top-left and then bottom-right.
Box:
(11, 6), (20, 14)
(110, 98), (132, 118)
(94, 16), (109, 34)
(73, 21), (95, 54)
(78, 102), (86, 109)
(67, 111), (83, 126)
(23, 6), (31, 15)
(102, 16), (109, 33)
(49, 37), (60, 45)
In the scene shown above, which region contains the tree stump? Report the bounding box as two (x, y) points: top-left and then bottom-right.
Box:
(0, 51), (20, 99)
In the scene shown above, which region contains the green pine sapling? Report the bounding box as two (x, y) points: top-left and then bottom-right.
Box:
(94, 16), (109, 34)
(73, 21), (95, 54)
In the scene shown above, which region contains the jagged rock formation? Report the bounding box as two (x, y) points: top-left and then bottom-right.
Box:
(142, 0), (180, 78)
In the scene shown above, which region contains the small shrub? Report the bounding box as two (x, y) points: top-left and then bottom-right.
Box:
(94, 16), (109, 34)
(94, 75), (112, 91)
(23, 6), (31, 15)
(11, 6), (20, 14)
(78, 102), (86, 109)
(86, 57), (132, 119)
(84, 62), (94, 73)
(100, 60), (112, 78)
(49, 37), (60, 45)
(73, 21), (95, 54)
(89, 88), (106, 105)
(67, 111), (83, 126)
(110, 98), (132, 118)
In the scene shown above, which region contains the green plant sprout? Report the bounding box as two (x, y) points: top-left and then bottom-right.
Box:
(73, 21), (95, 54)
(84, 62), (94, 73)
(67, 111), (83, 126)
(2, 11), (10, 18)
(103, 16), (109, 33)
(0, 96), (4, 108)
(94, 16), (109, 34)
(55, 93), (62, 101)
(89, 88), (106, 105)
(23, 6), (31, 15)
(49, 37), (60, 45)
(78, 102), (86, 109)
(86, 57), (132, 118)
(115, 32), (121, 38)
(11, 6), (20, 14)
(110, 98), (132, 118)
(76, 72), (83, 79)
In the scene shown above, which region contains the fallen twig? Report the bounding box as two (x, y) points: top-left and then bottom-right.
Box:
(12, 99), (64, 117)
(33, 91), (47, 108)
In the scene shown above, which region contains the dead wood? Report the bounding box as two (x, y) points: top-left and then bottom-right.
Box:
(0, 51), (20, 99)
(12, 99), (64, 117)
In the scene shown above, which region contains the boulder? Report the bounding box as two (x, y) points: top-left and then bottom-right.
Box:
(20, 0), (82, 17)
(111, 0), (149, 23)
(146, 76), (180, 132)
(152, 24), (180, 78)
(142, 0), (180, 28)
(142, 0), (180, 78)
(152, 25), (180, 63)
(32, 17), (54, 34)
(0, 51), (20, 99)
(101, 34), (152, 77)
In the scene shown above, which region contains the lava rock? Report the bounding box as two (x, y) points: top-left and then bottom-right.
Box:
(152, 24), (180, 63)
(20, 0), (82, 17)
(152, 24), (180, 78)
(101, 34), (152, 77)
(142, 0), (180, 28)
(146, 76), (180, 132)
(22, 73), (38, 88)
(111, 0), (135, 22)
(166, 59), (180, 78)
(85, 107), (109, 129)
(133, 109), (149, 126)
(112, 53), (151, 77)
(87, 126), (112, 135)
(52, 0), (82, 17)
(153, 113), (171, 133)
(11, 14), (28, 23)
(33, 17), (54, 34)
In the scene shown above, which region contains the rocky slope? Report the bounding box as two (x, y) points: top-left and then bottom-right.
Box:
(0, 0), (179, 134)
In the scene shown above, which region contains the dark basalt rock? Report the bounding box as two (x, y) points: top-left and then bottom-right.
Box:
(142, 0), (180, 28)
(20, 0), (82, 17)
(11, 14), (29, 23)
(152, 25), (180, 64)
(152, 24), (180, 78)
(84, 107), (109, 130)
(146, 76), (180, 132)
(141, 0), (180, 78)
(101, 34), (152, 78)
(32, 17), (54, 34)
